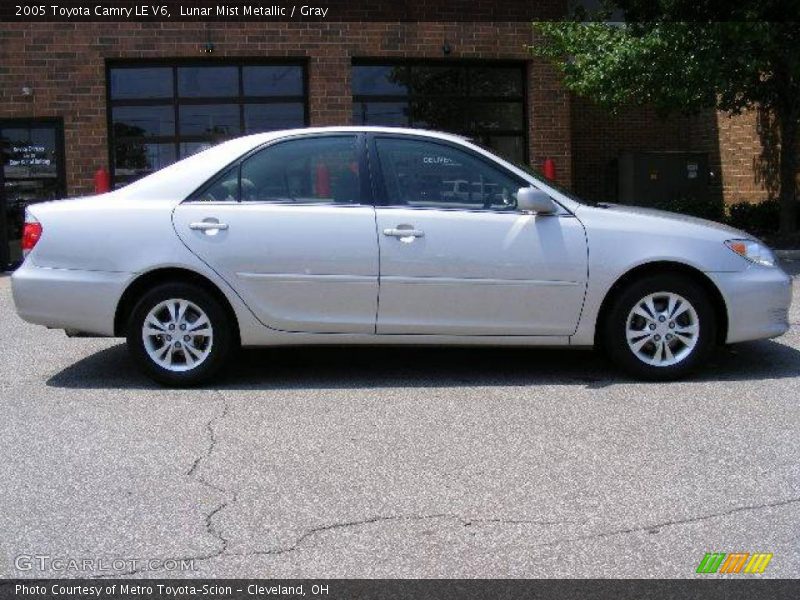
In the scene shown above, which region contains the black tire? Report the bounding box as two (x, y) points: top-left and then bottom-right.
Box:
(127, 282), (234, 386)
(602, 273), (717, 381)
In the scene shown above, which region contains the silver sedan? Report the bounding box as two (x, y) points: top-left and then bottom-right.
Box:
(11, 127), (793, 385)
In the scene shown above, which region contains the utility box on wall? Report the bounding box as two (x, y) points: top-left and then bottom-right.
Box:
(618, 151), (709, 208)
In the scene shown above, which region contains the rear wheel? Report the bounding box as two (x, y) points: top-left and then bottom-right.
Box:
(127, 283), (233, 386)
(603, 274), (716, 380)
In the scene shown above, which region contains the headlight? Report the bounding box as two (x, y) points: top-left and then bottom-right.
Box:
(725, 239), (777, 267)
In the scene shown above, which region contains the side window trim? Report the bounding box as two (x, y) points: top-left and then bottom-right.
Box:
(184, 132), (373, 206)
(366, 133), (528, 212)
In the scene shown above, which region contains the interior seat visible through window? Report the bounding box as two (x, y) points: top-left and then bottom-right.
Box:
(374, 136), (523, 211)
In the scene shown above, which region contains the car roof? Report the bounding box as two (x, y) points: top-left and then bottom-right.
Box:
(228, 126), (472, 145)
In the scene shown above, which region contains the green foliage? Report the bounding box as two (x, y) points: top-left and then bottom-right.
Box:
(532, 19), (800, 116)
(650, 194), (726, 222)
(532, 22), (714, 114)
(725, 199), (800, 235)
(532, 5), (800, 234)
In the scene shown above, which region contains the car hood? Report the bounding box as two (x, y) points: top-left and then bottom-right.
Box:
(574, 202), (753, 242)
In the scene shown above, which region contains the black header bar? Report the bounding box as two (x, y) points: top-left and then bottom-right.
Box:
(1, 1), (565, 23)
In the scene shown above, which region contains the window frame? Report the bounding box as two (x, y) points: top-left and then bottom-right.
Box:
(106, 59), (309, 187)
(366, 132), (530, 214)
(352, 59), (529, 164)
(185, 132), (372, 207)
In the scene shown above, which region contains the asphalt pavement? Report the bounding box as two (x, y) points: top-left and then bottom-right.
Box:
(0, 263), (798, 578)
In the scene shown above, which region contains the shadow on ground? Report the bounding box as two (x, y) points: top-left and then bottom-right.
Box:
(46, 337), (800, 391)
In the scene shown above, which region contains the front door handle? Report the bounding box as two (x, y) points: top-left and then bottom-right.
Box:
(383, 227), (425, 238)
(189, 221), (229, 232)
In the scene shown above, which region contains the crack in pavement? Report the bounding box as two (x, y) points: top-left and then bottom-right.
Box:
(186, 392), (236, 560)
(85, 389), (800, 574)
(228, 513), (582, 558)
(90, 393), (235, 578)
(219, 496), (800, 562)
(187, 397), (227, 480)
(242, 514), (452, 557)
(529, 495), (800, 548)
(78, 486), (800, 576)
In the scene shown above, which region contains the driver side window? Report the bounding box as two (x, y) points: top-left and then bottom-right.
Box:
(375, 137), (522, 211)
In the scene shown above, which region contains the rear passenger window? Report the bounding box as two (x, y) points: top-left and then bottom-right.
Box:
(375, 137), (522, 211)
(240, 136), (361, 204)
(191, 166), (239, 202)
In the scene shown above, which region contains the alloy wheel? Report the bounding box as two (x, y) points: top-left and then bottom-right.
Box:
(625, 291), (700, 367)
(141, 298), (214, 372)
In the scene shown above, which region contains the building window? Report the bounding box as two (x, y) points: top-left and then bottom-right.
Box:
(108, 62), (307, 187)
(352, 61), (527, 164)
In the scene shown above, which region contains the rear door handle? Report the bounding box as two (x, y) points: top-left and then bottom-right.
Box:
(383, 227), (424, 238)
(189, 221), (228, 231)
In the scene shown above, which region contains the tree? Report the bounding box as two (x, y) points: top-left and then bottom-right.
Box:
(532, 3), (800, 235)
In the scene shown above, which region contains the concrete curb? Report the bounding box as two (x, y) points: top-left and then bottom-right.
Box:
(775, 249), (800, 260)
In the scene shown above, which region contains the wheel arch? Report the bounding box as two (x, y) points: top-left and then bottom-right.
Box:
(114, 267), (241, 344)
(594, 261), (729, 348)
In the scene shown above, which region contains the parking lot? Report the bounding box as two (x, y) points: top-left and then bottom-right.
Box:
(0, 263), (798, 578)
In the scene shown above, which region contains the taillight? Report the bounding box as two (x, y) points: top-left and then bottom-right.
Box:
(21, 219), (43, 257)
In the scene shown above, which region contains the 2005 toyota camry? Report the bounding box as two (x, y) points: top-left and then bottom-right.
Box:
(11, 127), (793, 385)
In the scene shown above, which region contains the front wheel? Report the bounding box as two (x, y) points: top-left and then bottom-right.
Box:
(603, 274), (717, 380)
(127, 283), (233, 386)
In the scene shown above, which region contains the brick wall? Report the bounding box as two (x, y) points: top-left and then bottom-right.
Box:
(570, 95), (774, 206)
(714, 109), (780, 204)
(0, 21), (572, 196)
(570, 96), (692, 202)
(1, 21), (777, 204)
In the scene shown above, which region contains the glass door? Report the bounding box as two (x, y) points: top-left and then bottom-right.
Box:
(0, 118), (66, 268)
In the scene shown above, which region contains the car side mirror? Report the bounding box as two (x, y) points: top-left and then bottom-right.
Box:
(516, 187), (557, 214)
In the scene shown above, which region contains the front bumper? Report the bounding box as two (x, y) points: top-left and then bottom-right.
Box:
(11, 260), (131, 337)
(707, 265), (793, 344)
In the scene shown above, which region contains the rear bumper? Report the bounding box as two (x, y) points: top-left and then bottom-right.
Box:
(11, 261), (131, 337)
(707, 266), (793, 344)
